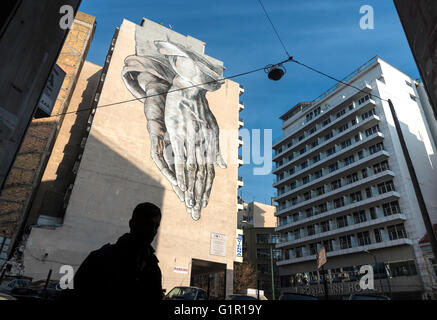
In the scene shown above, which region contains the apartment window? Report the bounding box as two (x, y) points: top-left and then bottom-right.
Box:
(369, 207), (377, 219)
(374, 228), (384, 243)
(361, 108), (376, 120)
(351, 118), (357, 126)
(256, 234), (270, 244)
(292, 213), (299, 222)
(339, 235), (353, 249)
(288, 154), (294, 162)
(336, 109), (346, 118)
(271, 234), (280, 244)
(300, 148), (306, 155)
(373, 160), (390, 174)
(301, 161), (308, 170)
(303, 192), (311, 201)
(358, 151), (364, 159)
(302, 175), (310, 185)
(290, 182), (296, 190)
(314, 170), (323, 180)
(365, 187), (372, 198)
(310, 127), (317, 135)
(307, 225), (315, 236)
(337, 216), (348, 228)
(343, 155), (355, 166)
(318, 203), (327, 213)
(362, 168), (368, 178)
(326, 146), (336, 156)
(325, 131), (333, 141)
(320, 221), (330, 233)
(291, 197), (298, 205)
(316, 185), (325, 196)
(295, 246), (303, 258)
(312, 154), (321, 164)
(377, 180), (395, 194)
(358, 95), (370, 105)
(323, 118), (331, 126)
(306, 112), (314, 122)
(346, 173), (359, 184)
(323, 239), (334, 252)
(383, 201), (401, 216)
(257, 248), (270, 259)
(340, 139), (352, 149)
(357, 231), (371, 246)
(389, 260), (418, 277)
(298, 135), (304, 141)
(311, 140), (319, 149)
(338, 123), (349, 133)
(387, 224), (407, 240)
(348, 104), (354, 111)
(329, 162), (339, 173)
(309, 243), (318, 255)
(354, 134), (360, 142)
(287, 142), (293, 148)
(331, 179), (342, 190)
(365, 125), (380, 137)
(369, 142), (384, 154)
(353, 210), (367, 224)
(334, 197), (345, 208)
(350, 191), (362, 203)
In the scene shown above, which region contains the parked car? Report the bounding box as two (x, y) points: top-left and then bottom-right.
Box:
(226, 294), (258, 300)
(10, 280), (62, 300)
(349, 293), (391, 300)
(164, 286), (208, 300)
(0, 292), (17, 300)
(0, 279), (31, 294)
(278, 292), (318, 300)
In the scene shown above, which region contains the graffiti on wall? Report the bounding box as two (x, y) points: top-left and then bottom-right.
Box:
(122, 35), (226, 221)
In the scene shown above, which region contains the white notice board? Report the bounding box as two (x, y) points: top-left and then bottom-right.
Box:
(210, 232), (226, 257)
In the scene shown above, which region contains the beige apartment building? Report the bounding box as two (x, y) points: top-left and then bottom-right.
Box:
(22, 17), (244, 298)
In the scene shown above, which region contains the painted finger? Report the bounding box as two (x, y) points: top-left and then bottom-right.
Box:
(169, 136), (187, 192)
(171, 184), (185, 202)
(194, 143), (207, 210)
(201, 164), (215, 208)
(184, 124), (198, 209)
(150, 134), (177, 185)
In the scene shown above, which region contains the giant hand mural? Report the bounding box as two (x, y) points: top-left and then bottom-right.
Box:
(122, 38), (226, 221)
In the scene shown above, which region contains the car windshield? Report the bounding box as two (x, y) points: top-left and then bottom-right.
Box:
(167, 287), (198, 299)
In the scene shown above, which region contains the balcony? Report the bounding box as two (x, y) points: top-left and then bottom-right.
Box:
(273, 132), (385, 192)
(238, 117), (244, 129)
(275, 169), (396, 220)
(238, 136), (243, 147)
(276, 213), (406, 249)
(273, 109), (379, 174)
(238, 154), (243, 167)
(239, 85), (244, 96)
(274, 150), (389, 198)
(276, 238), (412, 266)
(239, 100), (244, 111)
(273, 98), (376, 161)
(273, 79), (374, 148)
(237, 176), (244, 188)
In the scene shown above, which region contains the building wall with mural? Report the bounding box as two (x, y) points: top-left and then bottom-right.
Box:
(0, 12), (96, 272)
(23, 18), (242, 296)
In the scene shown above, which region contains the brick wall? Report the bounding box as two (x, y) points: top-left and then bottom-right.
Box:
(0, 12), (96, 242)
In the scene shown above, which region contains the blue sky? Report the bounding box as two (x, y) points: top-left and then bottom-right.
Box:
(78, 0), (420, 205)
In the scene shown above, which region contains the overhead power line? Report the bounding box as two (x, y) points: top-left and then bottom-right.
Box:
(257, 0), (291, 58)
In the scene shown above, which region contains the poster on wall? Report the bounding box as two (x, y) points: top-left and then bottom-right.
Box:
(122, 28), (227, 222)
(210, 232), (226, 257)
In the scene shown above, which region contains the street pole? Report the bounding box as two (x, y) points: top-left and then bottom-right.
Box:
(364, 250), (384, 295)
(270, 244), (276, 300)
(321, 265), (329, 300)
(387, 99), (437, 268)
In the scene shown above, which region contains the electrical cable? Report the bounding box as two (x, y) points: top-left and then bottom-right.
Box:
(44, 60), (290, 119)
(257, 0), (291, 58)
(290, 58), (389, 102)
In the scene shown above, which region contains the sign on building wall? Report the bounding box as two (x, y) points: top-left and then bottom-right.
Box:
(35, 64), (66, 118)
(173, 266), (189, 274)
(236, 232), (243, 262)
(210, 232), (226, 257)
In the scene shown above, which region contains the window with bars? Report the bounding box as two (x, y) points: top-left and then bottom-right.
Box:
(316, 185), (325, 196)
(329, 162), (339, 173)
(331, 179), (342, 190)
(323, 239), (334, 252)
(340, 139), (352, 149)
(369, 142), (384, 154)
(307, 225), (315, 236)
(325, 131), (333, 141)
(337, 215), (348, 228)
(374, 228), (384, 243)
(338, 123), (349, 133)
(334, 197), (345, 208)
(350, 191), (362, 203)
(326, 146), (336, 156)
(304, 191), (311, 201)
(340, 235), (353, 249)
(361, 108), (376, 120)
(320, 221), (330, 233)
(365, 124), (380, 137)
(314, 170), (323, 179)
(344, 155), (355, 166)
(346, 172), (359, 184)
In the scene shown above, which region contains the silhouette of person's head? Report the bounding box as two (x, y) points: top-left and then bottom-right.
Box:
(129, 202), (161, 246)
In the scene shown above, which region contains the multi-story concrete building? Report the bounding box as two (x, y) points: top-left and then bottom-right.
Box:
(272, 57), (437, 299)
(237, 201), (280, 299)
(22, 17), (244, 298)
